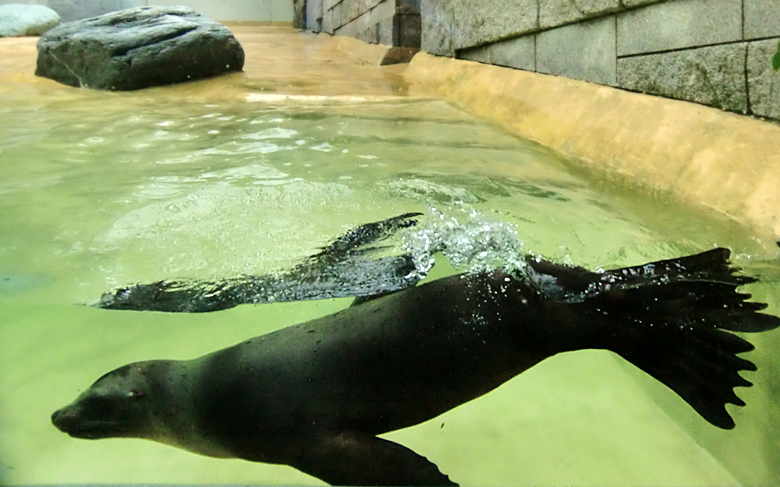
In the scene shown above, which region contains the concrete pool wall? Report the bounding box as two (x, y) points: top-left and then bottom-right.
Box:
(292, 0), (780, 244)
(320, 30), (780, 484)
(404, 52), (780, 245)
(421, 0), (780, 120)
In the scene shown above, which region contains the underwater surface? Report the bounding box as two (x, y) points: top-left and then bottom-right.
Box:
(1, 81), (780, 485)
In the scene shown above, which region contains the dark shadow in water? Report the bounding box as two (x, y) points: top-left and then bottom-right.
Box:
(94, 213), (426, 313)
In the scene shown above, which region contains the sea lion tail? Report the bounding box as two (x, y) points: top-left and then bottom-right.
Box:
(586, 248), (780, 429)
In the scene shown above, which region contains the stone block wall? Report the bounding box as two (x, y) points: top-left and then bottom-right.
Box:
(423, 0), (780, 120)
(298, 0), (421, 48)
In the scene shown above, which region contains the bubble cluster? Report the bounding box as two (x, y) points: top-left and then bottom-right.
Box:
(402, 205), (527, 278)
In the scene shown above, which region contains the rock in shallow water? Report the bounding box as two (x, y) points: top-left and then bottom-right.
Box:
(35, 6), (244, 91)
(0, 4), (60, 37)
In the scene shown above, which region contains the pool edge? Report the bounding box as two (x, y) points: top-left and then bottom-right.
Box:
(404, 52), (780, 243)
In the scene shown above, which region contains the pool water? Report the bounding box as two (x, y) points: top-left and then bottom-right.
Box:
(2, 30), (780, 487)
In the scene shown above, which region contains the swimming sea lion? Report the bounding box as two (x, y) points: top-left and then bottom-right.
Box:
(52, 248), (780, 486)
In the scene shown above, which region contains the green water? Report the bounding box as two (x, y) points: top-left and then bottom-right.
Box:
(1, 92), (778, 486)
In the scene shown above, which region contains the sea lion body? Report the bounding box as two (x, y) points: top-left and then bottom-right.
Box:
(195, 270), (556, 445)
(56, 270), (569, 466)
(52, 249), (780, 486)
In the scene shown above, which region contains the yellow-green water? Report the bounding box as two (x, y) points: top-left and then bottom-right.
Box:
(1, 89), (779, 486)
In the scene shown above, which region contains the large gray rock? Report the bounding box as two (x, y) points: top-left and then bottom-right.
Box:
(0, 4), (60, 37)
(35, 6), (244, 91)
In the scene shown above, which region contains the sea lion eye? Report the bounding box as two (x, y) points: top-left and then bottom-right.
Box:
(128, 390), (145, 399)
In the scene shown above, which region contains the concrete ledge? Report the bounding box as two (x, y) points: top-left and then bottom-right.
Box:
(405, 52), (780, 241)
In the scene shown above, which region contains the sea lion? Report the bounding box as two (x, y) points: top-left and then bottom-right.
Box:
(52, 248), (780, 486)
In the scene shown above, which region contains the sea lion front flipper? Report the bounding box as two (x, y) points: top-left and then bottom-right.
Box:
(292, 432), (457, 486)
(92, 213), (426, 313)
(307, 212), (423, 265)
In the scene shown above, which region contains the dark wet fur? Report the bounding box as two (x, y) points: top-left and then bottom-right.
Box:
(94, 213), (424, 312)
(528, 248), (779, 429)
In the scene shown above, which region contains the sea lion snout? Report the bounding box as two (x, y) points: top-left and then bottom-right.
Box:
(52, 365), (155, 440)
(51, 407), (67, 429)
(51, 403), (91, 438)
(52, 392), (144, 439)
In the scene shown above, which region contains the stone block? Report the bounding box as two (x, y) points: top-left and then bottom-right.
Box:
(293, 0), (305, 28)
(353, 8), (378, 43)
(397, 0), (420, 14)
(421, 4), (455, 56)
(356, 21), (379, 43)
(747, 38), (780, 120)
(422, 0), (537, 54)
(345, 0), (361, 22)
(397, 13), (421, 48)
(336, 0), (347, 22)
(617, 0), (741, 56)
(366, 0), (383, 11)
(335, 17), (358, 37)
(537, 16), (616, 85)
(322, 7), (335, 34)
(490, 35), (535, 71)
(459, 44), (492, 64)
(306, 0), (323, 32)
(324, 0), (341, 10)
(458, 35), (535, 71)
(371, 0), (397, 22)
(618, 44), (748, 113)
(540, 0), (620, 30)
(378, 16), (394, 45)
(745, 0), (780, 39)
(332, 2), (344, 27)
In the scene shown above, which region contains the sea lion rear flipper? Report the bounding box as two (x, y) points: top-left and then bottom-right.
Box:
(572, 248), (780, 429)
(292, 432), (457, 486)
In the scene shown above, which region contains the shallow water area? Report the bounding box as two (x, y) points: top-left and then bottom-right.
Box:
(2, 25), (780, 487)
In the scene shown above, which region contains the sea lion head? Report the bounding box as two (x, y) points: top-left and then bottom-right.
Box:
(52, 361), (158, 440)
